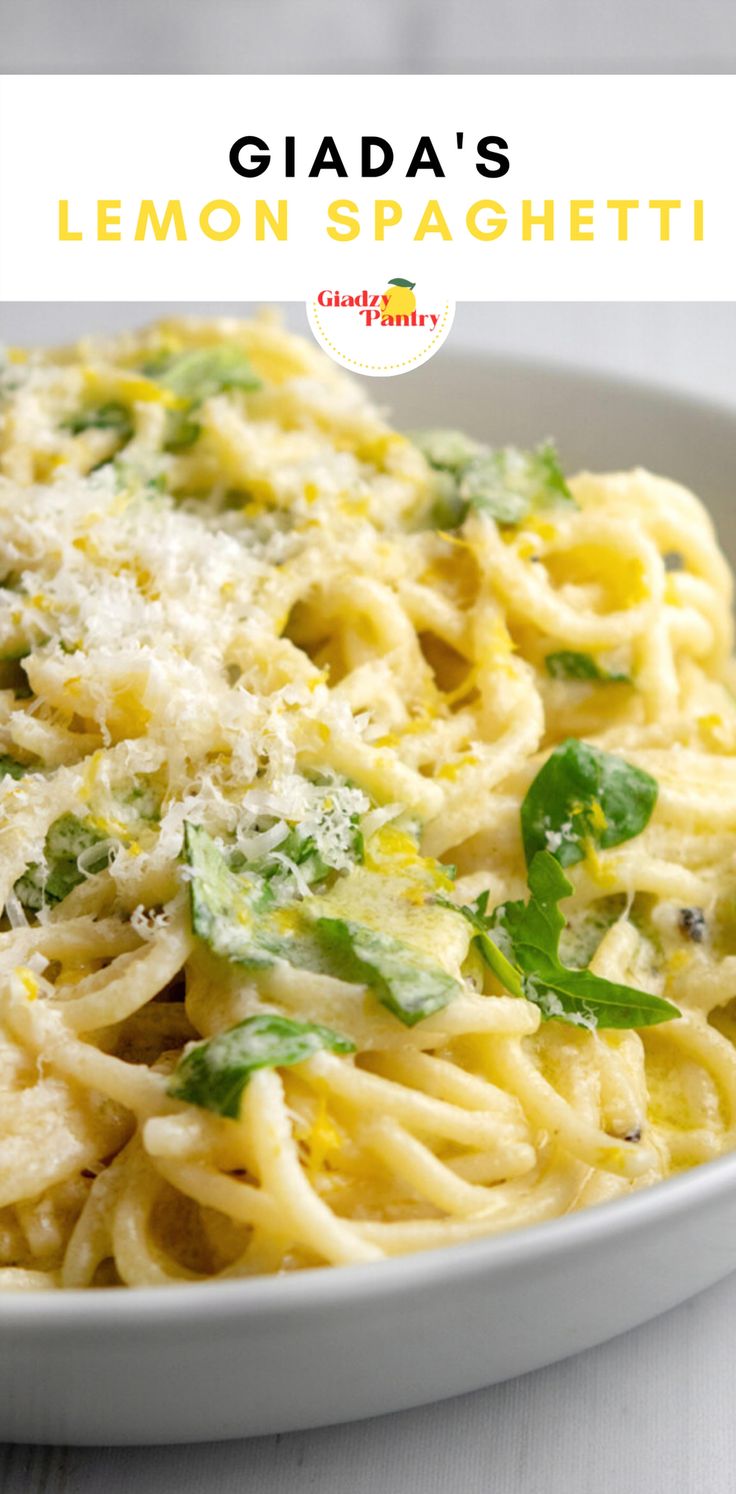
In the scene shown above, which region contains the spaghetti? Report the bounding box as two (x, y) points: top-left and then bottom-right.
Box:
(0, 315), (735, 1291)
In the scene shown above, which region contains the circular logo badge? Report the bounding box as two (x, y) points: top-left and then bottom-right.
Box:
(307, 278), (455, 378)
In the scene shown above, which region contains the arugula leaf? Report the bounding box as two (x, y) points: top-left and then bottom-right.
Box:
(167, 1013), (355, 1119)
(521, 738), (658, 870)
(436, 888), (524, 997)
(545, 651), (630, 685)
(63, 402), (133, 443)
(146, 347), (262, 404)
(411, 430), (574, 530)
(446, 851), (679, 1031)
(183, 822), (278, 970)
(14, 814), (110, 912)
(314, 916), (461, 1027)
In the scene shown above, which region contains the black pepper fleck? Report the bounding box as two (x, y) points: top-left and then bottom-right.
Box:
(678, 907), (706, 943)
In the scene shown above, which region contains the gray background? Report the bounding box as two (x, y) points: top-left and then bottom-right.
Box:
(3, 0), (736, 72)
(3, 303), (735, 410)
(3, 0), (736, 1488)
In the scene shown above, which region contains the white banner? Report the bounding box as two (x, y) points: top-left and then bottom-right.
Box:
(0, 74), (731, 301)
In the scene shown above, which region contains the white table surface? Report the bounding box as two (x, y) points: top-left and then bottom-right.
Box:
(1, 300), (735, 1492)
(2, 1274), (736, 1492)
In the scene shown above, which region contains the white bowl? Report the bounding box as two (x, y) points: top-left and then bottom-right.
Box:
(2, 354), (736, 1446)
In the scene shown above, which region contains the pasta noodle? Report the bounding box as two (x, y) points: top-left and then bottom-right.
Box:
(0, 313), (735, 1291)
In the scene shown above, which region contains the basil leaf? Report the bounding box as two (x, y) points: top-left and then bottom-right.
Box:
(183, 821), (277, 970)
(167, 1013), (355, 1119)
(545, 651), (630, 685)
(63, 402), (133, 442)
(14, 814), (110, 912)
(446, 851), (679, 1031)
(146, 347), (262, 404)
(314, 916), (461, 1027)
(521, 738), (658, 870)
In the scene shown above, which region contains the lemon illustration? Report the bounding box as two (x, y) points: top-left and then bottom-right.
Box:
(381, 277), (416, 320)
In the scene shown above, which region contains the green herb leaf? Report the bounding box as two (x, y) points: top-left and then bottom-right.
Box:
(387, 278), (416, 289)
(63, 402), (134, 442)
(520, 738), (658, 870)
(436, 888), (524, 996)
(0, 643), (32, 663)
(545, 651), (630, 684)
(273, 825), (331, 883)
(14, 814), (110, 912)
(163, 411), (202, 453)
(265, 814), (364, 892)
(146, 347), (262, 404)
(167, 1013), (355, 1119)
(446, 851), (679, 1030)
(411, 432), (574, 530)
(122, 779), (161, 824)
(0, 754), (30, 781)
(410, 428), (486, 475)
(460, 442), (574, 524)
(427, 470), (472, 530)
(314, 916), (461, 1027)
(183, 822), (278, 970)
(184, 800), (367, 972)
(111, 459), (167, 497)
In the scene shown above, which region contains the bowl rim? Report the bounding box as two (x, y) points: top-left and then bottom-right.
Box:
(2, 1146), (736, 1328)
(377, 342), (736, 428)
(2, 350), (735, 1329)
